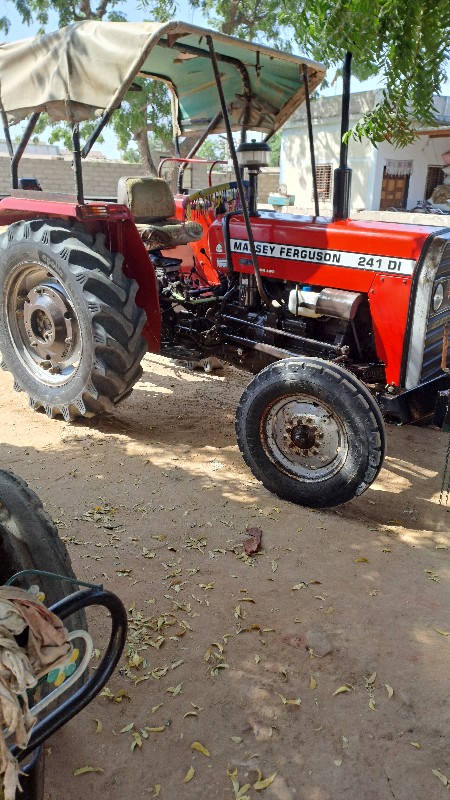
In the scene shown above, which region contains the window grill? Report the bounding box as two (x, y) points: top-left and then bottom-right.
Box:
(425, 165), (445, 200)
(314, 164), (332, 201)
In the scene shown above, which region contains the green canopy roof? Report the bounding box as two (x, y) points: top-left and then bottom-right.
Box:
(0, 20), (325, 136)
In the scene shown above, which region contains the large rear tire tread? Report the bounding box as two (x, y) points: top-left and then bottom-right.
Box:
(0, 219), (148, 421)
(236, 357), (386, 509)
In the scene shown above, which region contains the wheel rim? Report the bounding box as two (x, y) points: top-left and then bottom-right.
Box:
(262, 394), (349, 481)
(4, 261), (82, 386)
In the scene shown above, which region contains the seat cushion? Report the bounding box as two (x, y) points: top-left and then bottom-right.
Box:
(117, 176), (176, 221)
(136, 220), (204, 249)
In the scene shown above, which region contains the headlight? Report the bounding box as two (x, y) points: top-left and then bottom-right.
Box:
(433, 282), (444, 312)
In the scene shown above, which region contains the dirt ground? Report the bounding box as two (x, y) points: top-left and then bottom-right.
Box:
(1, 354), (449, 800)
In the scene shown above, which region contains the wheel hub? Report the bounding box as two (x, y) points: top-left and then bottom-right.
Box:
(23, 284), (75, 362)
(264, 397), (348, 481)
(289, 420), (319, 451)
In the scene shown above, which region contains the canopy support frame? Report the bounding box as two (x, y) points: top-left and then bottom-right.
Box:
(11, 112), (40, 189)
(206, 34), (270, 309)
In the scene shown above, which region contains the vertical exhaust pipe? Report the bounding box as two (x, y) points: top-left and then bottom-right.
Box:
(333, 51), (352, 220)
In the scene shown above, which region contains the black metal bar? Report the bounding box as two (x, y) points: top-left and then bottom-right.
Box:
(221, 314), (344, 354)
(14, 588), (127, 760)
(177, 110), (223, 192)
(72, 124), (84, 205)
(206, 36), (271, 309)
(302, 65), (319, 217)
(333, 51), (352, 220)
(11, 112), (40, 189)
(81, 108), (115, 159)
(223, 332), (339, 360)
(21, 747), (44, 800)
(1, 108), (14, 158)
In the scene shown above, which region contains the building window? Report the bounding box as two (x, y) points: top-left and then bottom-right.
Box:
(424, 165), (445, 200)
(313, 164), (332, 201)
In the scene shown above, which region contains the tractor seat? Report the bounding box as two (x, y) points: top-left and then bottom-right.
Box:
(117, 176), (203, 250)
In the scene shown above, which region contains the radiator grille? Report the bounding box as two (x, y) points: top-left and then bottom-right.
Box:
(420, 241), (450, 382)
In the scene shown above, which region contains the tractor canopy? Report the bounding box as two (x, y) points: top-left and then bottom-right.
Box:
(0, 20), (325, 137)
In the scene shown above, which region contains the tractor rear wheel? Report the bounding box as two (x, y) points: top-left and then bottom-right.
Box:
(0, 219), (147, 420)
(236, 357), (386, 508)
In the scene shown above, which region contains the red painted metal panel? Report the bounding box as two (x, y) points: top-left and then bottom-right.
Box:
(208, 213), (434, 385)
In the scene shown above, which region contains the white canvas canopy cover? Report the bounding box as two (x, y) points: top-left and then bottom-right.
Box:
(0, 20), (325, 136)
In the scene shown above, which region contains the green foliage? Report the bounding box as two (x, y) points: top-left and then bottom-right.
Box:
(278, 0), (450, 146)
(121, 147), (140, 163)
(112, 78), (173, 156)
(194, 0), (450, 147)
(189, 0), (287, 44)
(197, 138), (226, 162)
(268, 130), (281, 167)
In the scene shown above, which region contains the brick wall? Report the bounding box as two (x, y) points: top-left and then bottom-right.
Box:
(0, 153), (281, 204)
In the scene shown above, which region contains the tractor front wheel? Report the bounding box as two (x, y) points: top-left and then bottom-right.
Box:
(236, 357), (386, 508)
(0, 219), (147, 420)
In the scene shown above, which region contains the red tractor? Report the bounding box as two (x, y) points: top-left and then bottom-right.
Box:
(0, 21), (448, 508)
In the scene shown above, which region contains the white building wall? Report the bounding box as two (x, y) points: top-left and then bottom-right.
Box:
(281, 114), (374, 214)
(281, 90), (450, 213)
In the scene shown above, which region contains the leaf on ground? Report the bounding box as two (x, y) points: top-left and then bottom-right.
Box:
(333, 685), (352, 696)
(183, 766), (195, 783)
(131, 731), (143, 750)
(211, 663), (230, 676)
(93, 718), (103, 733)
(435, 628), (450, 636)
(243, 527), (262, 555)
(368, 698), (377, 711)
(166, 683), (183, 696)
(184, 711), (198, 718)
(73, 766), (104, 776)
(255, 654), (261, 664)
(384, 684), (394, 698)
(410, 742), (420, 748)
(151, 704), (163, 713)
(231, 736), (243, 743)
(354, 557), (369, 563)
(254, 772), (277, 790)
(278, 694), (301, 706)
(334, 759), (343, 767)
(432, 768), (449, 786)
(146, 726), (166, 733)
(342, 736), (349, 749)
(153, 785), (161, 797)
(366, 672), (377, 685)
(120, 723), (134, 733)
(191, 741), (210, 756)
(309, 676), (317, 690)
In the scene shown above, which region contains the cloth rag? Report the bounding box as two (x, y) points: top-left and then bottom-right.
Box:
(0, 587), (72, 800)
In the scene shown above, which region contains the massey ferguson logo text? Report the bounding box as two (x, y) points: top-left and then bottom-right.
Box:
(230, 239), (415, 276)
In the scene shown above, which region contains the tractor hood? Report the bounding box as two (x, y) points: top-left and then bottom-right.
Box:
(0, 20), (325, 136)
